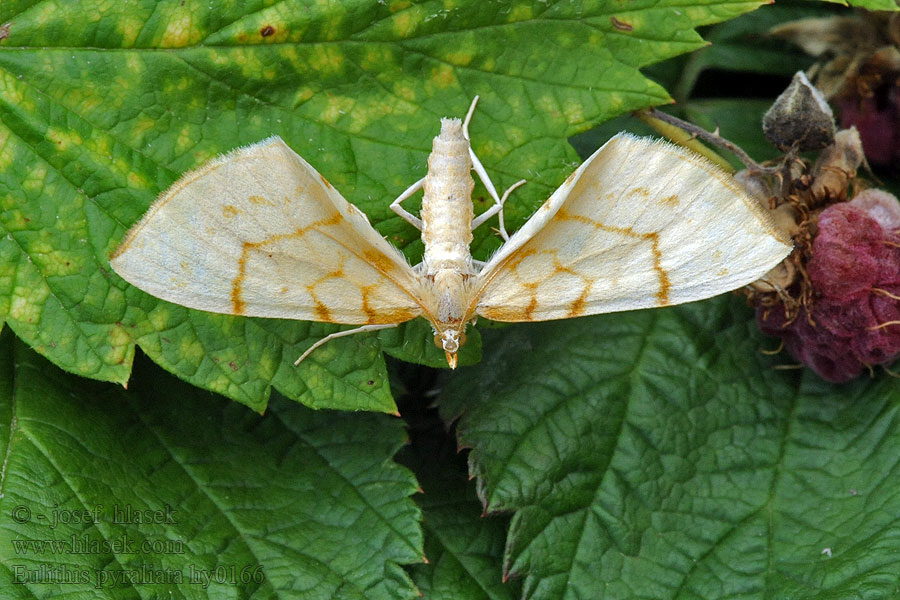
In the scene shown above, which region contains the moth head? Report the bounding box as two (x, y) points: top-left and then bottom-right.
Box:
(434, 329), (467, 369)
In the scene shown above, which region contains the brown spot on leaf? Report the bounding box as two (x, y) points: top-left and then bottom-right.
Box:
(249, 195), (272, 206)
(260, 25), (275, 37)
(0, 23), (10, 41)
(610, 17), (633, 31)
(660, 195), (678, 205)
(223, 204), (239, 218)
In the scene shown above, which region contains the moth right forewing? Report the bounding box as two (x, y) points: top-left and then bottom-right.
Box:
(471, 134), (792, 322)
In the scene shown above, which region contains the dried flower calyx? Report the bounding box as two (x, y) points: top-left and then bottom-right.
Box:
(763, 71), (836, 152)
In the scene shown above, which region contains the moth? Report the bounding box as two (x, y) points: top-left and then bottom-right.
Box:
(110, 98), (792, 368)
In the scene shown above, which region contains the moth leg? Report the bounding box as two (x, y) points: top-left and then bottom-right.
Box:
(390, 177), (425, 230)
(472, 179), (527, 241)
(464, 96), (524, 241)
(496, 179), (526, 240)
(464, 97), (502, 205)
(294, 323), (400, 366)
(463, 95), (504, 214)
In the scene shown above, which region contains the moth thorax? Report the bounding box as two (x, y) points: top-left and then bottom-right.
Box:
(433, 269), (467, 325)
(423, 241), (471, 277)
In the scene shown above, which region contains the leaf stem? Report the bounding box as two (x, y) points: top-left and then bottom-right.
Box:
(640, 108), (774, 174)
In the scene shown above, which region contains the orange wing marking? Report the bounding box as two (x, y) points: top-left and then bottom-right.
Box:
(362, 249), (403, 277)
(231, 212), (344, 315)
(568, 286), (591, 317)
(628, 187), (650, 198)
(482, 250), (597, 321)
(319, 174), (334, 190)
(551, 256), (595, 317)
(555, 208), (671, 306)
(313, 302), (332, 321)
(523, 282), (539, 319)
(249, 195), (274, 206)
(359, 284), (418, 324)
(361, 285), (377, 323)
(305, 259), (347, 322)
(505, 247), (537, 271)
(230, 211), (424, 323)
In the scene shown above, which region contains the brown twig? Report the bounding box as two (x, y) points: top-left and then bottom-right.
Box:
(644, 108), (778, 174)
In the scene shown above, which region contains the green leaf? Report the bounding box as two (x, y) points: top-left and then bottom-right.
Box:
(0, 0), (767, 411)
(0, 329), (422, 598)
(439, 297), (900, 599)
(664, 3), (821, 103)
(400, 428), (517, 600)
(827, 0), (900, 9)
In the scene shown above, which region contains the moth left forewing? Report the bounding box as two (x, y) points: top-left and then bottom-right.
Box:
(111, 137), (424, 325)
(472, 134), (793, 322)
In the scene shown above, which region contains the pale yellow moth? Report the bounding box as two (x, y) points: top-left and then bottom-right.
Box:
(110, 98), (792, 368)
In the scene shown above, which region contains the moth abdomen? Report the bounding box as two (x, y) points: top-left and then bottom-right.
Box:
(421, 118), (475, 277)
